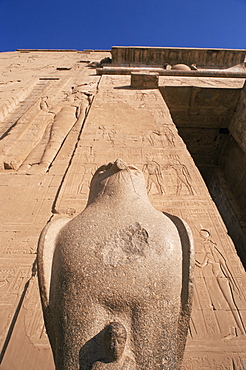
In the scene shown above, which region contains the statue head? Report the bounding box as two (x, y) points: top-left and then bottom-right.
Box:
(87, 158), (149, 205)
(105, 322), (127, 362)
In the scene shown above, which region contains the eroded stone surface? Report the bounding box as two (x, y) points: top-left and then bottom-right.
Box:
(38, 159), (194, 369)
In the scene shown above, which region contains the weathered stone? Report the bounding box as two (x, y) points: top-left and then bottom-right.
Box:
(1, 47), (246, 370)
(131, 72), (159, 89)
(38, 159), (194, 369)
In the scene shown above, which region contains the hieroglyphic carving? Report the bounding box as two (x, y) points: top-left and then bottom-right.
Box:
(0, 81), (55, 170)
(0, 176), (54, 226)
(0, 75), (95, 173)
(53, 144), (98, 215)
(25, 89), (89, 174)
(4, 238), (36, 255)
(23, 276), (50, 348)
(143, 158), (165, 195)
(0, 261), (32, 350)
(181, 355), (233, 370)
(163, 159), (194, 196)
(96, 126), (146, 148)
(131, 72), (159, 89)
(77, 164), (97, 195)
(5, 64), (241, 368)
(0, 50), (112, 370)
(148, 126), (175, 147)
(148, 200), (246, 345)
(195, 228), (245, 338)
(38, 159), (194, 369)
(0, 228), (38, 255)
(96, 126), (117, 146)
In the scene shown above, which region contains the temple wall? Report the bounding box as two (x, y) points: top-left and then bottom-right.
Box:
(0, 48), (246, 369)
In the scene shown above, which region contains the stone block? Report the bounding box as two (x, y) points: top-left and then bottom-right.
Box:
(131, 72), (159, 89)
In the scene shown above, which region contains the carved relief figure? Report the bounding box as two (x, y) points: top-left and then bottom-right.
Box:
(163, 160), (194, 196)
(24, 276), (50, 347)
(143, 158), (165, 195)
(148, 126), (175, 147)
(196, 229), (245, 337)
(105, 129), (117, 146)
(38, 159), (194, 369)
(97, 126), (120, 147)
(78, 165), (97, 195)
(27, 90), (89, 174)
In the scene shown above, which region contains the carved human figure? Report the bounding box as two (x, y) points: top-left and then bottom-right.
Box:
(196, 229), (245, 337)
(38, 159), (194, 369)
(97, 126), (118, 146)
(78, 165), (97, 195)
(89, 322), (136, 369)
(27, 91), (88, 173)
(40, 96), (50, 112)
(163, 160), (194, 195)
(148, 127), (175, 147)
(143, 158), (165, 195)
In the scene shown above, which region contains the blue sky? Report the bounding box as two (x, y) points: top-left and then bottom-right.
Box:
(0, 0), (246, 52)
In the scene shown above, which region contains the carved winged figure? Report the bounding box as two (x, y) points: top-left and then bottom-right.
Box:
(37, 159), (194, 369)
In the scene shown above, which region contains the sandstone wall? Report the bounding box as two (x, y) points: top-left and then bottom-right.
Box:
(0, 49), (246, 369)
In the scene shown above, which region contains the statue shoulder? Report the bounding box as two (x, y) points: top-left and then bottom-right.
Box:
(163, 212), (194, 367)
(37, 216), (71, 309)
